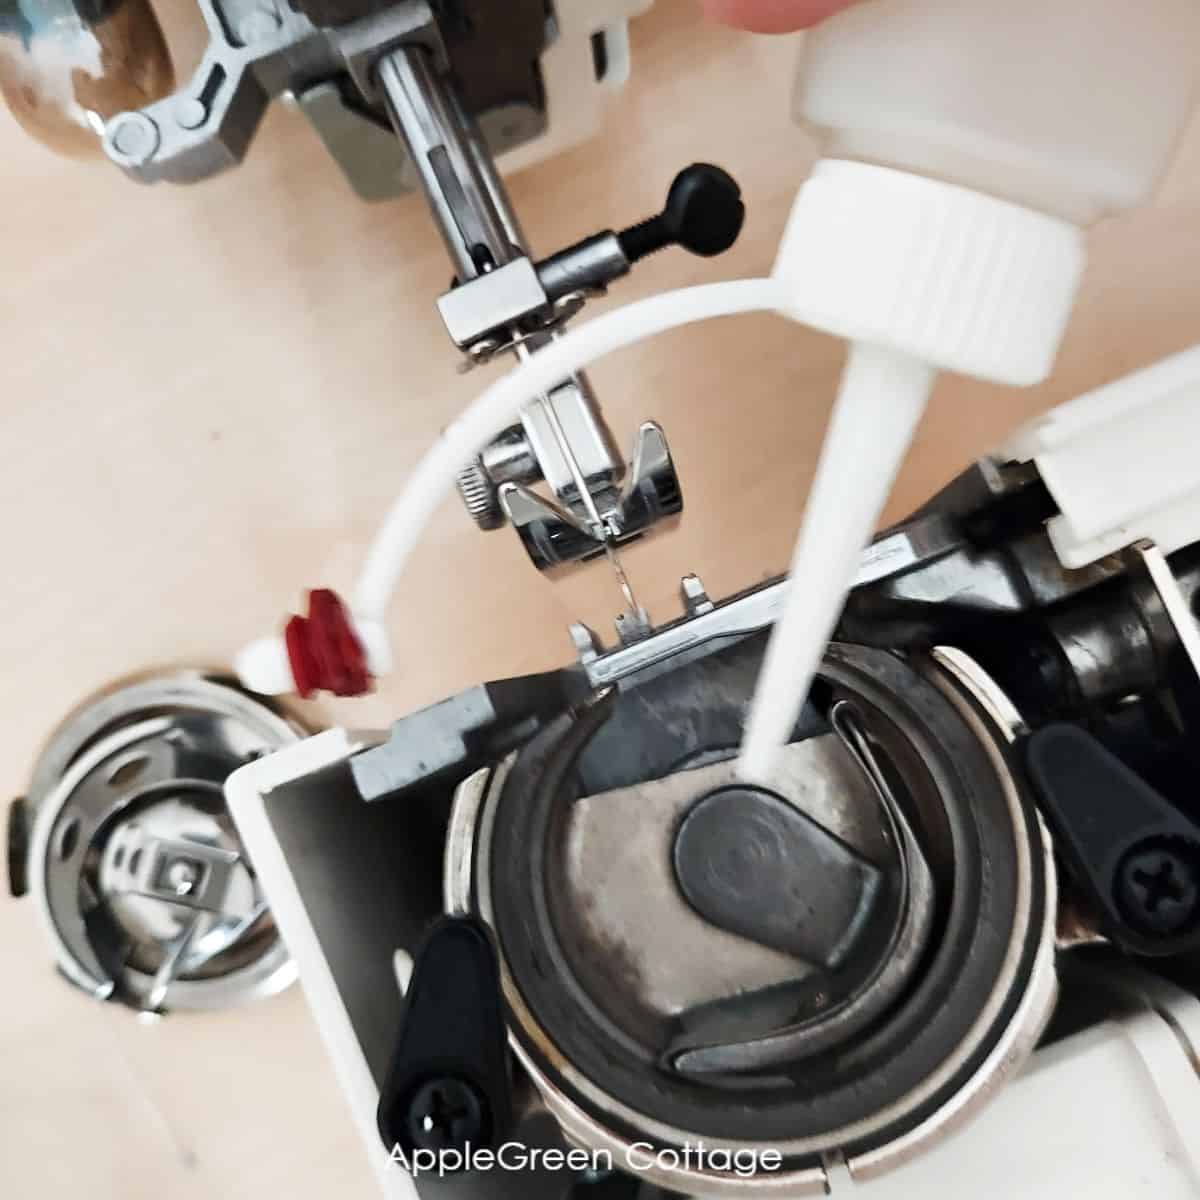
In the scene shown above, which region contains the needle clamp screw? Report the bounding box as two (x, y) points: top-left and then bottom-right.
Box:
(618, 163), (746, 261)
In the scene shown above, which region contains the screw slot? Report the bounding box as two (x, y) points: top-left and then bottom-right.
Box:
(401, 1077), (485, 1154)
(1116, 839), (1200, 937)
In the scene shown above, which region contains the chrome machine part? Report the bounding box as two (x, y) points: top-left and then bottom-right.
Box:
(103, 0), (447, 182)
(19, 673), (302, 1014)
(455, 424), (542, 531)
(99, 0), (701, 578)
(98, 0), (549, 192)
(576, 516), (960, 686)
(376, 41), (518, 280)
(567, 453), (1200, 705)
(455, 457), (507, 531)
(445, 640), (1056, 1195)
(499, 420), (683, 582)
(373, 38), (687, 582)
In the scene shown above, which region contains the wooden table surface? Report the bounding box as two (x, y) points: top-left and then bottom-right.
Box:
(3, 4), (1200, 1196)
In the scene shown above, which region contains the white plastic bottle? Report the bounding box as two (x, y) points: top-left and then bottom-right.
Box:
(739, 0), (1200, 783)
(797, 0), (1200, 228)
(779, 0), (1200, 384)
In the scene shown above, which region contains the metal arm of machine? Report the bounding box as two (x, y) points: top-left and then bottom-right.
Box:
(98, 0), (748, 596)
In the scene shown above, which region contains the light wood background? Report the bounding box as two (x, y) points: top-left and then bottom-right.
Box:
(3, 3), (1199, 1196)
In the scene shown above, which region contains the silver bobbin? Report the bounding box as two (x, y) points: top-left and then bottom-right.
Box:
(17, 672), (304, 1015)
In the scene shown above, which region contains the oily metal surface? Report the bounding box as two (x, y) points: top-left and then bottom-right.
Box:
(483, 640), (1046, 1155)
(671, 785), (882, 967)
(560, 737), (887, 1018)
(666, 701), (936, 1077)
(25, 674), (299, 1011)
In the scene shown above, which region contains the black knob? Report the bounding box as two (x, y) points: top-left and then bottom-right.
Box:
(376, 916), (512, 1168)
(618, 163), (745, 262)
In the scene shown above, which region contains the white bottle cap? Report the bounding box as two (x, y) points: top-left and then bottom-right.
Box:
(772, 159), (1086, 387)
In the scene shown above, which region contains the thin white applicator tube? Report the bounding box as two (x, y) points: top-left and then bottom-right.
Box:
(352, 278), (782, 623)
(737, 341), (935, 785)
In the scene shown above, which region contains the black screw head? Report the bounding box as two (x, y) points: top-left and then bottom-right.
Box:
(662, 163), (745, 257)
(402, 1077), (485, 1153)
(1115, 840), (1200, 937)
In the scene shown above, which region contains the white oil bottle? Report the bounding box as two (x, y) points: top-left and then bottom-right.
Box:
(740, 0), (1200, 782)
